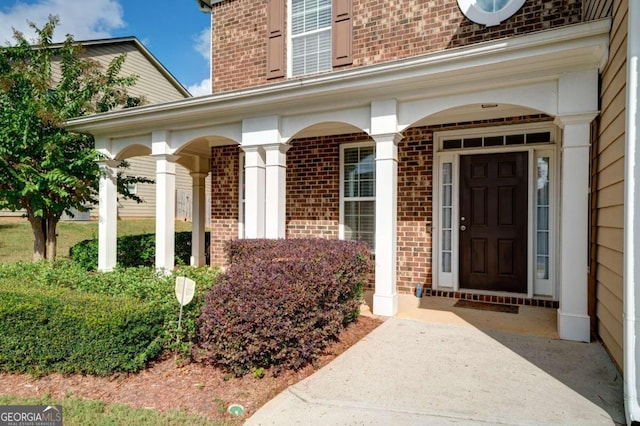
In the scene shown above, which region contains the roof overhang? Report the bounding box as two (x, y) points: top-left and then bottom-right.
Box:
(66, 19), (611, 138)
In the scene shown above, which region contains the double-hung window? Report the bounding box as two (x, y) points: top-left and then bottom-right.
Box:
(341, 144), (376, 250)
(291, 0), (332, 76)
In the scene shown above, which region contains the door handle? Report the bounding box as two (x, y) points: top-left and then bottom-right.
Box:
(460, 225), (467, 231)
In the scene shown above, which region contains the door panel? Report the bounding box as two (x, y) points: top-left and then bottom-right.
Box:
(460, 152), (528, 292)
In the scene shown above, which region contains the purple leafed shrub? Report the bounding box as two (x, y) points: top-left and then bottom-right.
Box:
(197, 239), (371, 376)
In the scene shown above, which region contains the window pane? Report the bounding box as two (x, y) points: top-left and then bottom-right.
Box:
(442, 230), (451, 251)
(537, 206), (549, 230)
(464, 137), (482, 148)
(537, 231), (549, 254)
(505, 134), (525, 145)
(484, 135), (504, 146)
(443, 252), (451, 273)
(359, 180), (375, 197)
(444, 185), (452, 206)
(443, 163), (452, 184)
(442, 207), (452, 228)
(536, 256), (549, 280)
(443, 139), (462, 150)
(527, 132), (551, 144)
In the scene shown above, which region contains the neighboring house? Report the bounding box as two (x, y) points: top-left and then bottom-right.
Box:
(1, 37), (207, 220)
(67, 0), (640, 421)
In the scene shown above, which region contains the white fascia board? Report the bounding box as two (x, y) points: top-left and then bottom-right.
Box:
(66, 19), (610, 138)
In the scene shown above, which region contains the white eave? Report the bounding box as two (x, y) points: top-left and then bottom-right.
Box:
(66, 19), (611, 137)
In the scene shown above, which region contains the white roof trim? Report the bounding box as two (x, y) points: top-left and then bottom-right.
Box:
(66, 19), (610, 137)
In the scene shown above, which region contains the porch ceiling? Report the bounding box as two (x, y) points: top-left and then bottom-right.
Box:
(66, 20), (610, 141)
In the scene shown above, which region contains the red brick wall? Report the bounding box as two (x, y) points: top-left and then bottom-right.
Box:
(208, 117), (554, 290)
(211, 0), (582, 93)
(397, 127), (433, 293)
(211, 0), (269, 93)
(209, 145), (240, 265)
(285, 134), (367, 238)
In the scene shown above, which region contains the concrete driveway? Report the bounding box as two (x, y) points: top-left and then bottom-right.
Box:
(245, 295), (624, 425)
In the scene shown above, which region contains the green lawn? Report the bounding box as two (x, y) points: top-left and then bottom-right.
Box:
(0, 395), (224, 426)
(0, 218), (193, 263)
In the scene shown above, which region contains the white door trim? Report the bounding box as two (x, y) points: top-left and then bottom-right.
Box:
(432, 122), (559, 299)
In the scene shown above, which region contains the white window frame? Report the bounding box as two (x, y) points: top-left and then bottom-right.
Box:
(339, 141), (376, 251)
(432, 123), (558, 299)
(457, 0), (526, 26)
(287, 0), (332, 77)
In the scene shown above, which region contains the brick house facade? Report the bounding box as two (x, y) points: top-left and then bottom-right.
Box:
(69, 0), (611, 344)
(66, 1), (640, 420)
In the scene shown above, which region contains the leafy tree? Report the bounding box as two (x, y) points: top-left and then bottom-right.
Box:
(0, 16), (151, 260)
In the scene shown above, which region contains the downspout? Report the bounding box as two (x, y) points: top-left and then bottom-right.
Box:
(624, 0), (640, 424)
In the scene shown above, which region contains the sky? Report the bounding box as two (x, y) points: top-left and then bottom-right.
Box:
(0, 0), (212, 96)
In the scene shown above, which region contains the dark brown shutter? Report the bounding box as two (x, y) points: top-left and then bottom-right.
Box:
(267, 0), (285, 79)
(332, 0), (353, 67)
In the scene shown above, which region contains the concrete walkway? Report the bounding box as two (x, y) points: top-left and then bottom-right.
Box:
(245, 296), (624, 425)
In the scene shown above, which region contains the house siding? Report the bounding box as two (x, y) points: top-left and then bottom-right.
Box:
(211, 0), (583, 93)
(0, 39), (194, 220)
(592, 0), (625, 370)
(117, 157), (204, 219)
(81, 43), (187, 105)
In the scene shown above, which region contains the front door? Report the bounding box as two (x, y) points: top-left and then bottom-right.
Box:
(459, 152), (528, 292)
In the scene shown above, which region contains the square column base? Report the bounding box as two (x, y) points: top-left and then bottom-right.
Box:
(373, 293), (398, 317)
(557, 309), (590, 342)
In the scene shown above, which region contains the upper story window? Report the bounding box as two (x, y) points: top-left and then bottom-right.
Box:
(291, 0), (332, 76)
(457, 0), (526, 26)
(268, 0), (352, 80)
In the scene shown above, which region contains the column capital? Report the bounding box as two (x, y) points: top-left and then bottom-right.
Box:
(263, 142), (291, 154)
(554, 112), (599, 128)
(189, 171), (209, 180)
(96, 158), (120, 169)
(371, 132), (403, 145)
(150, 153), (180, 163)
(373, 133), (403, 161)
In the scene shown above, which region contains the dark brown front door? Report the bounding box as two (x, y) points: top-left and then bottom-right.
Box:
(459, 152), (528, 292)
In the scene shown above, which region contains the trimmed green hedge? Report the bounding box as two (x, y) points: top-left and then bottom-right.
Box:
(0, 285), (165, 376)
(0, 261), (218, 376)
(69, 231), (211, 270)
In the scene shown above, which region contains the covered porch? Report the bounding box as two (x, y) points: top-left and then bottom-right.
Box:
(67, 20), (610, 342)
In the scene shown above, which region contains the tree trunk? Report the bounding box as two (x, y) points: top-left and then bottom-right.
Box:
(46, 214), (57, 260)
(28, 213), (46, 261)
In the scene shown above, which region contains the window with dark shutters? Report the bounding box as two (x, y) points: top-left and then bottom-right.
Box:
(267, 0), (285, 79)
(332, 0), (352, 67)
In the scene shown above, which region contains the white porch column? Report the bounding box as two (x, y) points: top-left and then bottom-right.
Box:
(556, 113), (597, 342)
(152, 130), (178, 272)
(371, 99), (401, 317)
(97, 159), (119, 272)
(264, 143), (290, 239)
(190, 172), (207, 266)
(555, 70), (599, 342)
(242, 146), (266, 238)
(242, 116), (280, 239)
